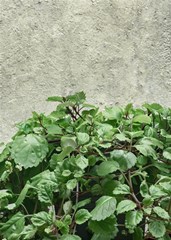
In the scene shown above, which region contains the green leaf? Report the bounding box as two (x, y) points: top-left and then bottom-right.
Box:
(163, 147), (171, 160)
(56, 215), (71, 235)
(125, 210), (143, 229)
(103, 106), (122, 120)
(11, 134), (48, 169)
(15, 182), (32, 207)
(91, 196), (116, 221)
(66, 91), (86, 104)
(133, 227), (143, 240)
(20, 225), (37, 239)
(140, 181), (149, 197)
(142, 197), (153, 207)
(134, 144), (156, 159)
(0, 189), (12, 199)
(117, 200), (136, 214)
(153, 207), (170, 220)
(149, 221), (166, 238)
(149, 185), (167, 199)
(60, 235), (81, 240)
(133, 115), (151, 124)
(63, 201), (72, 214)
(115, 133), (130, 142)
(61, 136), (77, 149)
(31, 211), (52, 227)
(141, 137), (163, 149)
(46, 124), (62, 135)
(77, 132), (90, 145)
(96, 161), (119, 176)
(47, 96), (63, 102)
(113, 184), (130, 195)
(75, 155), (89, 170)
(72, 198), (91, 211)
(75, 209), (91, 224)
(125, 131), (144, 139)
(88, 215), (117, 234)
(66, 179), (77, 190)
(0, 212), (25, 238)
(111, 150), (137, 171)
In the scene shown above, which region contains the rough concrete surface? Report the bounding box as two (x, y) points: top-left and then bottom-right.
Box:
(0, 0), (171, 143)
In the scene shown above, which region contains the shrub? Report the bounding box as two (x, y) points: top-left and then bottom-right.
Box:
(0, 92), (171, 240)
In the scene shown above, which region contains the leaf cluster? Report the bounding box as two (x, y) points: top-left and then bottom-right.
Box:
(0, 93), (171, 239)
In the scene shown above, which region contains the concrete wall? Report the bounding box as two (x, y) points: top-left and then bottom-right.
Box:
(1, 0), (171, 143)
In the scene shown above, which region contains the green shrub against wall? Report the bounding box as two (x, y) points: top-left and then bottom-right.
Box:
(0, 92), (171, 239)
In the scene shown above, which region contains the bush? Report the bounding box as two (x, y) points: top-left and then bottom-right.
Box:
(0, 92), (171, 240)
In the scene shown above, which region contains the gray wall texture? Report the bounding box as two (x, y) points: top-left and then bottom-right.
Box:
(1, 0), (171, 143)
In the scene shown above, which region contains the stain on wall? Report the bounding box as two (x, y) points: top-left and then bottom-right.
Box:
(1, 0), (171, 142)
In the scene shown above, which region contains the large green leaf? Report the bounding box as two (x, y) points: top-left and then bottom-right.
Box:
(11, 134), (48, 168)
(77, 132), (90, 145)
(134, 144), (156, 159)
(113, 184), (130, 195)
(31, 211), (52, 227)
(88, 215), (117, 234)
(125, 210), (143, 229)
(133, 115), (151, 124)
(149, 221), (166, 238)
(75, 155), (89, 170)
(96, 161), (119, 176)
(91, 196), (116, 221)
(20, 225), (37, 239)
(103, 106), (122, 120)
(153, 207), (170, 220)
(117, 200), (136, 214)
(0, 212), (25, 238)
(111, 150), (136, 171)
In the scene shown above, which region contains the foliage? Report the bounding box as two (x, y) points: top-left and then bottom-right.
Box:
(0, 92), (171, 240)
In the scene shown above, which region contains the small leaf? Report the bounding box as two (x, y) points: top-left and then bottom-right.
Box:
(31, 211), (52, 227)
(103, 106), (122, 120)
(117, 200), (136, 214)
(133, 115), (151, 124)
(60, 235), (81, 240)
(153, 207), (170, 220)
(77, 132), (90, 145)
(66, 179), (77, 190)
(149, 221), (166, 238)
(96, 161), (119, 176)
(91, 196), (116, 221)
(47, 96), (63, 102)
(125, 210), (143, 229)
(163, 148), (171, 160)
(75, 155), (89, 170)
(63, 201), (72, 214)
(61, 136), (77, 149)
(75, 209), (91, 224)
(140, 181), (149, 197)
(72, 198), (91, 211)
(113, 184), (130, 195)
(0, 189), (12, 199)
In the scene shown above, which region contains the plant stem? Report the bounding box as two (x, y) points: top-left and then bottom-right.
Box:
(128, 170), (142, 209)
(73, 183), (79, 235)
